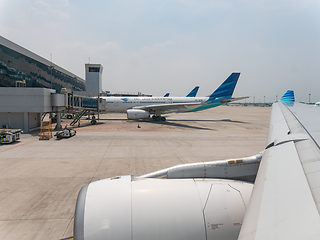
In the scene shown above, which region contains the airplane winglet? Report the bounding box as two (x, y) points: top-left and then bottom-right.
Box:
(279, 90), (295, 102)
(279, 90), (295, 107)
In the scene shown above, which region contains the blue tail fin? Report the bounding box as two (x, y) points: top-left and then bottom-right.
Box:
(186, 86), (199, 97)
(209, 73), (240, 98)
(163, 93), (170, 97)
(280, 90), (295, 102)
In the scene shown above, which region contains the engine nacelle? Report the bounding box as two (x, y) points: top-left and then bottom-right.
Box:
(74, 176), (253, 240)
(127, 109), (150, 119)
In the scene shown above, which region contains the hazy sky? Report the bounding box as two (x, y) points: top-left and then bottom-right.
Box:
(1, 0), (320, 102)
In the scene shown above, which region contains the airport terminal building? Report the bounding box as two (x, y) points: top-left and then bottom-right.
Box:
(0, 35), (93, 132)
(0, 35), (150, 132)
(0, 35), (85, 92)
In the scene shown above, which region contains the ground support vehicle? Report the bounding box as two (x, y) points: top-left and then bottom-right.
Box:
(0, 129), (22, 143)
(54, 128), (76, 139)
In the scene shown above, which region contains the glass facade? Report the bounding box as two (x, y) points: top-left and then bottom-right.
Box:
(0, 44), (85, 92)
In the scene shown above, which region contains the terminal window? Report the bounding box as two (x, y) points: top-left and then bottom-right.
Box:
(89, 67), (100, 72)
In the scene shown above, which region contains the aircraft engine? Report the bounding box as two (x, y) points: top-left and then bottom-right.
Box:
(127, 109), (150, 119)
(74, 176), (253, 240)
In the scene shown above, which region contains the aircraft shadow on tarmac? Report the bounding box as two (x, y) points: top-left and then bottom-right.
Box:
(98, 118), (248, 131)
(144, 120), (215, 131)
(168, 119), (247, 124)
(139, 118), (248, 131)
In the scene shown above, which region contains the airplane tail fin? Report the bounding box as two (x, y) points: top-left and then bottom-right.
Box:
(209, 73), (240, 98)
(280, 90), (295, 102)
(164, 93), (170, 97)
(186, 86), (199, 97)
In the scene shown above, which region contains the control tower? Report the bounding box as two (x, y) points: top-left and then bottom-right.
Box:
(85, 64), (103, 97)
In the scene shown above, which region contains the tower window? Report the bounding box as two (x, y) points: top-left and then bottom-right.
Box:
(89, 67), (100, 72)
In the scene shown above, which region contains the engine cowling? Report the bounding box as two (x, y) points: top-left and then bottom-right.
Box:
(74, 176), (253, 240)
(127, 109), (150, 119)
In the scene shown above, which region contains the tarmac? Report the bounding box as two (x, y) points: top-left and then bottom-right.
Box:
(0, 105), (271, 240)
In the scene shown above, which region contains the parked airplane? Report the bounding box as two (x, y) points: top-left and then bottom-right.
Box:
(74, 90), (320, 240)
(163, 86), (199, 98)
(102, 73), (247, 121)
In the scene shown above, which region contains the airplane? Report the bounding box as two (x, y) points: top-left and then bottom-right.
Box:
(163, 86), (199, 98)
(102, 73), (247, 121)
(73, 90), (320, 240)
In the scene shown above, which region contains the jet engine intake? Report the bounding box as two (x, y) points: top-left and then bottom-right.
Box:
(127, 109), (150, 119)
(74, 176), (253, 240)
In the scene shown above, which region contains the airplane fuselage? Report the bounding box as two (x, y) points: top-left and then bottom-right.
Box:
(102, 96), (222, 114)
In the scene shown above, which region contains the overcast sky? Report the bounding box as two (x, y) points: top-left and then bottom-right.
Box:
(1, 0), (320, 102)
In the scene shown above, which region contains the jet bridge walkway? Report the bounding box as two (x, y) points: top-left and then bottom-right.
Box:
(66, 94), (106, 126)
(68, 94), (99, 110)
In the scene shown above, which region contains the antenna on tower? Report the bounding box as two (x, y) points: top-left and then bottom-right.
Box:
(50, 53), (53, 89)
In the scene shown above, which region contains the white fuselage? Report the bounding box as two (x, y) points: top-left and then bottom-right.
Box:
(102, 96), (211, 113)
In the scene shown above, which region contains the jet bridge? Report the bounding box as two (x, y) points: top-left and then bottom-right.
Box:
(0, 87), (106, 133)
(52, 93), (106, 130)
(67, 94), (106, 110)
(66, 94), (106, 127)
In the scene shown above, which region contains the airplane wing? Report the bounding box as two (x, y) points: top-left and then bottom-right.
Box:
(238, 102), (320, 240)
(133, 102), (203, 114)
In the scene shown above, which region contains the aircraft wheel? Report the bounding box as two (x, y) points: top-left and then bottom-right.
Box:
(152, 115), (157, 120)
(161, 117), (166, 121)
(155, 116), (161, 121)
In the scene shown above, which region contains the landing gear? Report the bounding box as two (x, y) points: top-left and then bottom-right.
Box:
(152, 115), (166, 121)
